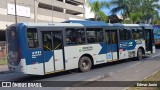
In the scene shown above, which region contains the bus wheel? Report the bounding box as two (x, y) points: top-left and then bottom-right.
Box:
(79, 56), (92, 72)
(137, 48), (143, 60)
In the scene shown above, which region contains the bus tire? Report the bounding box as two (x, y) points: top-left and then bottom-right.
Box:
(136, 48), (143, 60)
(79, 56), (92, 72)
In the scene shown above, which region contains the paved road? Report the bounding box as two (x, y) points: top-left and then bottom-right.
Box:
(0, 48), (160, 90)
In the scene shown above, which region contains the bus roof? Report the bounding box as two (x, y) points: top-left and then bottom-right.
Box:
(64, 20), (153, 28)
(22, 22), (84, 27)
(14, 20), (153, 29)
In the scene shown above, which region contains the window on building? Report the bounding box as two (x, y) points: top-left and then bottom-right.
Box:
(66, 28), (85, 45)
(86, 28), (104, 43)
(27, 28), (39, 48)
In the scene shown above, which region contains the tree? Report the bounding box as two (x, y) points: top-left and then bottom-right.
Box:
(130, 12), (143, 24)
(110, 0), (132, 19)
(87, 0), (110, 22)
(152, 15), (160, 25)
(140, 0), (160, 23)
(110, 0), (160, 24)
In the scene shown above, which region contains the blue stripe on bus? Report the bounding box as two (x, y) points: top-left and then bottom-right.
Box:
(119, 40), (136, 50)
(99, 40), (136, 55)
(99, 43), (107, 54)
(44, 51), (53, 63)
(18, 23), (45, 65)
(99, 43), (118, 55)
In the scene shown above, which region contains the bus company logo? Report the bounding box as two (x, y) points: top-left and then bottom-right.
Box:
(79, 49), (83, 52)
(120, 42), (128, 48)
(32, 51), (42, 58)
(129, 42), (133, 46)
(79, 46), (93, 52)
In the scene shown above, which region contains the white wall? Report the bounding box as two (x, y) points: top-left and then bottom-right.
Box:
(84, 0), (94, 19)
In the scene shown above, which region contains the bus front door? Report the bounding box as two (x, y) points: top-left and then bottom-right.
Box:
(42, 31), (64, 74)
(105, 30), (119, 62)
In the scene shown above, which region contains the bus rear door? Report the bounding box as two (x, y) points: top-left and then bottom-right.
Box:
(105, 30), (119, 62)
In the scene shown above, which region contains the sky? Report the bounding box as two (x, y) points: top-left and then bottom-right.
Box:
(90, 0), (121, 16)
(90, 0), (160, 16)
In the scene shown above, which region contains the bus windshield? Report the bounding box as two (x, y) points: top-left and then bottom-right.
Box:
(6, 26), (19, 66)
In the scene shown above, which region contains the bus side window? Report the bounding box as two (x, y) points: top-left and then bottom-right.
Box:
(27, 28), (39, 48)
(53, 32), (62, 50)
(43, 33), (52, 51)
(106, 31), (110, 44)
(119, 29), (126, 40)
(132, 28), (143, 39)
(120, 29), (132, 41)
(86, 28), (103, 43)
(66, 28), (85, 45)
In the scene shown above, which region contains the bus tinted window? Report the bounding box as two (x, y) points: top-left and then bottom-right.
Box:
(7, 26), (19, 66)
(120, 29), (132, 40)
(42, 32), (52, 51)
(106, 31), (111, 44)
(27, 28), (39, 48)
(111, 31), (117, 44)
(86, 28), (103, 43)
(126, 30), (132, 40)
(132, 29), (143, 39)
(66, 28), (85, 45)
(53, 32), (62, 50)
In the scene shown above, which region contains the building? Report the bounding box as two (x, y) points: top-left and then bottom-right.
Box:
(0, 0), (85, 41)
(84, 0), (94, 19)
(108, 14), (123, 23)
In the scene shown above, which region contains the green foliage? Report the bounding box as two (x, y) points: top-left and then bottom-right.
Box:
(0, 56), (7, 65)
(121, 19), (132, 24)
(110, 0), (160, 24)
(87, 0), (160, 24)
(130, 12), (143, 24)
(87, 0), (110, 22)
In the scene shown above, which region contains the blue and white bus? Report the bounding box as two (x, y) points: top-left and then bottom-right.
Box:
(6, 20), (155, 75)
(153, 25), (160, 46)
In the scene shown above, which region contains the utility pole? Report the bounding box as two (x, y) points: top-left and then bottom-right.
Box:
(34, 0), (38, 22)
(14, 0), (17, 23)
(52, 0), (53, 23)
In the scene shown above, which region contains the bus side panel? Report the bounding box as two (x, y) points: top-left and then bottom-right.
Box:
(18, 24), (44, 75)
(153, 25), (160, 46)
(64, 44), (107, 70)
(119, 40), (137, 59)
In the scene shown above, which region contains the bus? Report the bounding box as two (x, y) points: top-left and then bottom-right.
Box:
(6, 20), (155, 75)
(153, 25), (160, 46)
